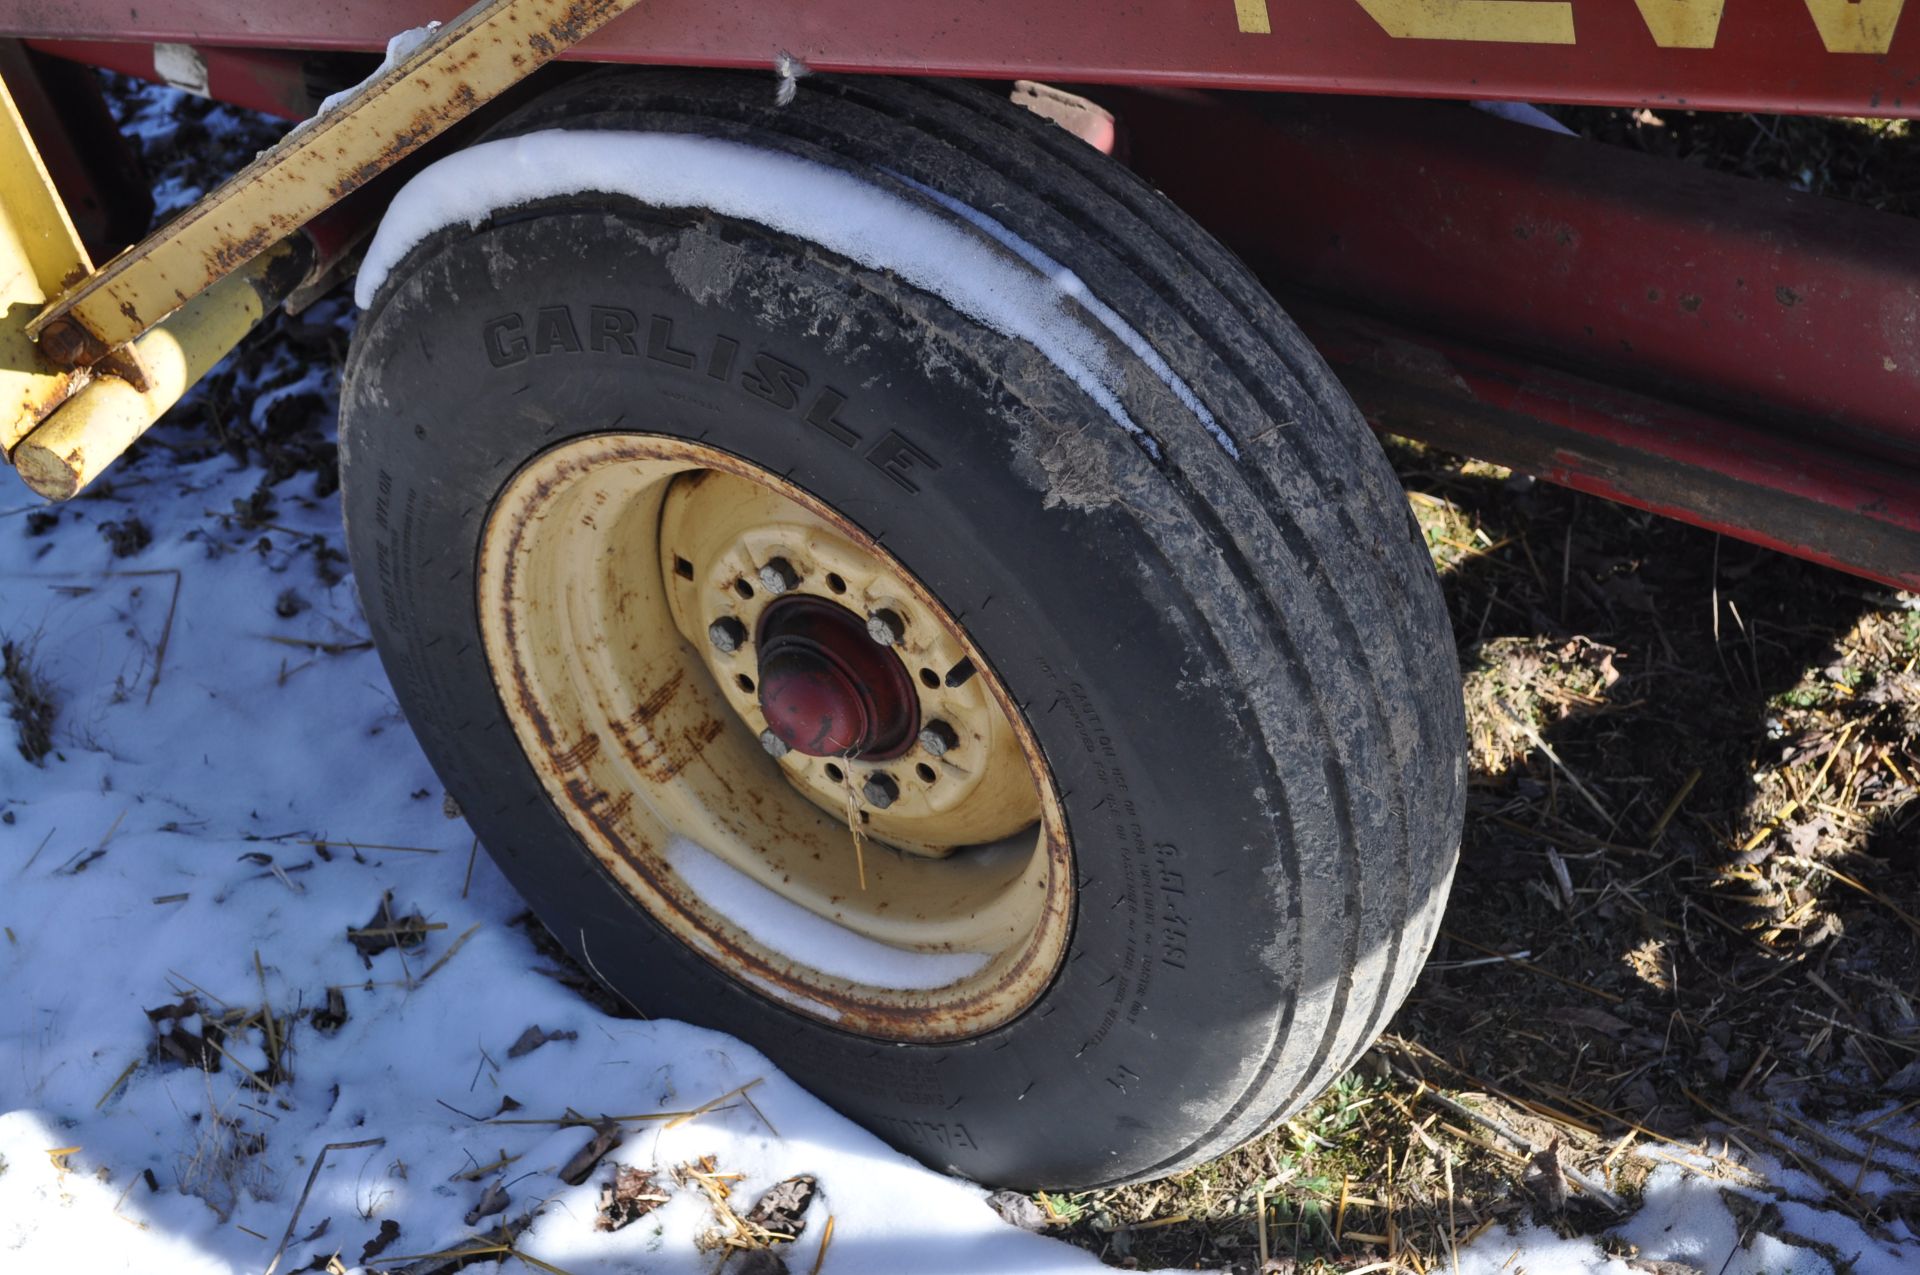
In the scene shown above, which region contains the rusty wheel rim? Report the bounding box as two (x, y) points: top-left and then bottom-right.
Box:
(477, 434), (1073, 1041)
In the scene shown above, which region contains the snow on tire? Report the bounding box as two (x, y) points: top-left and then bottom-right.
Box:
(340, 69), (1466, 1190)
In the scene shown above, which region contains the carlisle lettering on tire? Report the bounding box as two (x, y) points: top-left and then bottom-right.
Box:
(341, 69), (1465, 1189)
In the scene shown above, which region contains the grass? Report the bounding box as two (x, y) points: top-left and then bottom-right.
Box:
(2, 637), (57, 764)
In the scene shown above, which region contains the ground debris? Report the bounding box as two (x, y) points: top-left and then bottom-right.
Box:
(505, 1024), (576, 1058)
(557, 1117), (623, 1186)
(594, 1164), (669, 1233)
(145, 996), (224, 1071)
(98, 517), (151, 557)
(311, 987), (348, 1034)
(742, 1174), (817, 1240)
(674, 1155), (819, 1259)
(1525, 1136), (1570, 1213)
(988, 1189), (1054, 1232)
(2, 640), (56, 764)
(359, 1218), (400, 1262)
(348, 891), (431, 961)
(463, 1178), (509, 1227)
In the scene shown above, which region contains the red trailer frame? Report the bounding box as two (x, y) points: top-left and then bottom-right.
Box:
(11, 0), (1920, 117)
(4, 0), (1918, 587)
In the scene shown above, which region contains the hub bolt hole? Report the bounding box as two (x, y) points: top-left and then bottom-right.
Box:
(824, 762), (845, 783)
(736, 673), (756, 694)
(707, 616), (748, 654)
(915, 762), (937, 784)
(918, 719), (959, 758)
(866, 608), (905, 647)
(825, 572), (847, 595)
(862, 772), (899, 809)
(734, 578), (755, 600)
(918, 667), (939, 689)
(758, 556), (801, 596)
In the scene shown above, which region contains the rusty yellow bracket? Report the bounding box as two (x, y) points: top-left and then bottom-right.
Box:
(4, 0), (644, 501)
(28, 0), (643, 368)
(0, 72), (90, 453)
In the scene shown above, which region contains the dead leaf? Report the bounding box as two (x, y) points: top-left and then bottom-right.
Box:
(987, 1189), (1052, 1232)
(348, 891), (429, 962)
(742, 1174), (816, 1240)
(359, 1219), (399, 1263)
(558, 1117), (623, 1186)
(506, 1025), (577, 1059)
(463, 1179), (509, 1227)
(1527, 1136), (1569, 1213)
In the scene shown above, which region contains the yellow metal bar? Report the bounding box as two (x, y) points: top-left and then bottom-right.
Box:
(26, 0), (645, 366)
(12, 240), (305, 501)
(0, 71), (91, 450)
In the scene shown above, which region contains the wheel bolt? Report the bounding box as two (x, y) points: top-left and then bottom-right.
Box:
(758, 729), (790, 759)
(862, 772), (899, 809)
(866, 608), (904, 647)
(707, 616), (747, 654)
(758, 556), (801, 596)
(918, 719), (959, 757)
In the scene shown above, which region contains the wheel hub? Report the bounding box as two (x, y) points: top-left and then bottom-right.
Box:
(756, 595), (919, 759)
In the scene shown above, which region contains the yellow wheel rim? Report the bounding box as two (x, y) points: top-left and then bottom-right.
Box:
(477, 434), (1072, 1041)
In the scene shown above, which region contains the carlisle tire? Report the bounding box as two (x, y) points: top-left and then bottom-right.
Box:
(340, 70), (1465, 1189)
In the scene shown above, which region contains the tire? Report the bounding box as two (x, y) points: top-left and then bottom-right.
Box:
(340, 69), (1465, 1190)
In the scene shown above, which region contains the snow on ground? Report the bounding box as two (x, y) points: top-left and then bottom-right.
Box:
(3, 301), (1913, 1275)
(0, 335), (1170, 1273)
(2, 73), (1916, 1275)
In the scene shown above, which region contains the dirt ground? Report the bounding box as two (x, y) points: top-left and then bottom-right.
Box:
(1042, 108), (1920, 1274)
(54, 79), (1920, 1275)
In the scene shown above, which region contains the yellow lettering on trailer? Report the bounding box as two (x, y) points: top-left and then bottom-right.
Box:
(1233, 0), (1273, 34)
(1350, 0), (1575, 44)
(1632, 0), (1725, 47)
(1803, 0), (1906, 53)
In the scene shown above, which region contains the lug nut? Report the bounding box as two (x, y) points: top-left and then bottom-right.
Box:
(862, 772), (899, 809)
(866, 608), (904, 647)
(918, 719), (959, 757)
(707, 616), (748, 654)
(758, 556), (801, 596)
(758, 729), (790, 759)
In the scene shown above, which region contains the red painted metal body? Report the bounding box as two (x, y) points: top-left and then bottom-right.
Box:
(4, 3), (1917, 587)
(5, 0), (1920, 118)
(1108, 89), (1920, 588)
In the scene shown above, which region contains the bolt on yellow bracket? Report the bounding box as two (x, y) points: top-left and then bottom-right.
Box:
(5, 0), (645, 501)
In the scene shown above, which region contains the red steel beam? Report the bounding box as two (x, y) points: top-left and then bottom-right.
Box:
(5, 0), (1920, 118)
(1110, 89), (1920, 470)
(1299, 305), (1920, 592)
(1106, 89), (1920, 587)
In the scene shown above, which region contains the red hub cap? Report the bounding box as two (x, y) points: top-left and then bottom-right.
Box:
(756, 596), (919, 759)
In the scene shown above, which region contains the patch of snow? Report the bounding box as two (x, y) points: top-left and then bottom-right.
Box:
(355, 130), (1179, 460)
(300, 24), (441, 131)
(665, 836), (990, 991)
(886, 172), (1240, 458)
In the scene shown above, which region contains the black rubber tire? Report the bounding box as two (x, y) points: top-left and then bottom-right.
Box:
(340, 69), (1465, 1190)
